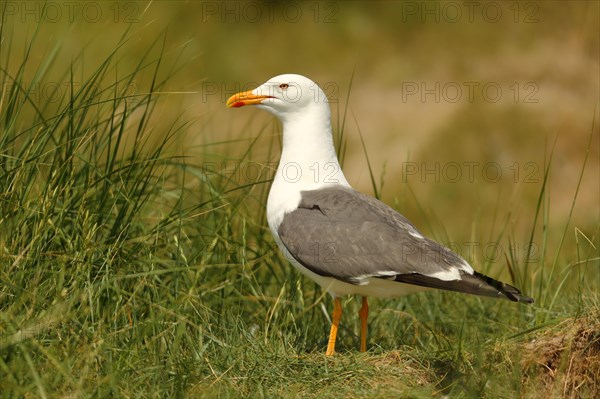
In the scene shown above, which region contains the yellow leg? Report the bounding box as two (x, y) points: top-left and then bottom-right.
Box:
(325, 297), (342, 356)
(359, 296), (369, 352)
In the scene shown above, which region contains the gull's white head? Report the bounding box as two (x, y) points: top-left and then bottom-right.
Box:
(226, 74), (329, 121)
(227, 74), (350, 223)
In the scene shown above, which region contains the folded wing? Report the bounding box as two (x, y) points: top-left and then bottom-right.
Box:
(277, 185), (533, 303)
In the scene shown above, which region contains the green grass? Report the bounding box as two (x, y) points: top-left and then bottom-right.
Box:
(1, 13), (599, 399)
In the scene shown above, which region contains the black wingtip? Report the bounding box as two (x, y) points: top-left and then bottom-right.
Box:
(520, 295), (535, 304)
(504, 291), (535, 304)
(511, 290), (535, 304)
(473, 271), (534, 304)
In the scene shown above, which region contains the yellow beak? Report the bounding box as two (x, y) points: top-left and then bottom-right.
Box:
(226, 90), (273, 108)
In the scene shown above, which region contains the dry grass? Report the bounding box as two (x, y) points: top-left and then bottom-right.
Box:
(521, 310), (600, 398)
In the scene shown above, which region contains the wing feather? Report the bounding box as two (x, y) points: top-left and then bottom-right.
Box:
(277, 185), (533, 303)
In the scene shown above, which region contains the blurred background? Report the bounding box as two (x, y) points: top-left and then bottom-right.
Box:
(3, 0), (599, 262)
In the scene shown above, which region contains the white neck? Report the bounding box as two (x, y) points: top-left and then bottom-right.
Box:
(266, 104), (350, 231)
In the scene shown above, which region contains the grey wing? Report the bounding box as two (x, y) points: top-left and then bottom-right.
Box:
(277, 185), (469, 283)
(277, 185), (533, 303)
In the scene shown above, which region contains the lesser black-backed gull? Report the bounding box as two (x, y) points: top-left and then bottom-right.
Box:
(226, 74), (533, 356)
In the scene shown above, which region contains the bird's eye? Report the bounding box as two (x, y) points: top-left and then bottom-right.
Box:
(279, 83), (289, 90)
